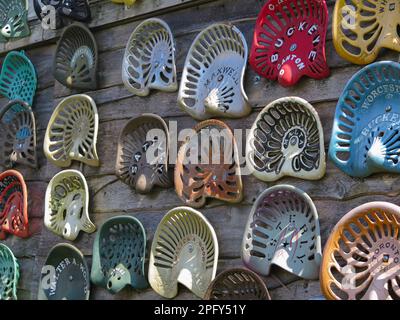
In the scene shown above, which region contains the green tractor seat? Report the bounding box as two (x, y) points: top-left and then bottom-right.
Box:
(91, 215), (148, 294)
(0, 243), (19, 300)
(38, 243), (90, 300)
(0, 0), (30, 43)
(0, 51), (37, 106)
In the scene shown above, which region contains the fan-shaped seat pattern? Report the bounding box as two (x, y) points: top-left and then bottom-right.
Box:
(242, 185), (322, 280)
(44, 94), (99, 168)
(53, 22), (98, 90)
(178, 23), (250, 120)
(247, 97), (326, 182)
(122, 18), (177, 97)
(149, 206), (218, 299)
(321, 202), (400, 300)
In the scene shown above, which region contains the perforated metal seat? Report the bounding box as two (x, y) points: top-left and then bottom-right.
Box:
(38, 243), (90, 300)
(329, 61), (400, 178)
(249, 0), (329, 87)
(0, 170), (29, 239)
(149, 206), (218, 299)
(247, 97), (326, 182)
(178, 23), (250, 120)
(116, 114), (171, 194)
(0, 0), (30, 42)
(0, 100), (37, 168)
(204, 268), (271, 300)
(0, 244), (19, 300)
(45, 170), (96, 241)
(333, 0), (400, 65)
(53, 23), (98, 90)
(44, 94), (99, 167)
(321, 202), (400, 300)
(242, 185), (322, 280)
(122, 18), (177, 97)
(0, 51), (37, 106)
(91, 215), (148, 294)
(175, 119), (243, 208)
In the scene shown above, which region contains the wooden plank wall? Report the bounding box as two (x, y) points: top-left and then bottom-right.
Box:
(1, 0), (399, 300)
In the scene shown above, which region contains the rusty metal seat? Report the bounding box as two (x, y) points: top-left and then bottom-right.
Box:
(175, 119), (243, 208)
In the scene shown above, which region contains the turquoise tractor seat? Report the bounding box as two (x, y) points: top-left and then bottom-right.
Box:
(329, 61), (400, 178)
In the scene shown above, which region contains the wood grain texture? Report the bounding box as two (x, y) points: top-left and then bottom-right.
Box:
(0, 0), (398, 300)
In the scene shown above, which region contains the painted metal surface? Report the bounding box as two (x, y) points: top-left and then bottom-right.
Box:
(44, 170), (96, 241)
(247, 97), (325, 182)
(0, 170), (29, 239)
(122, 18), (177, 97)
(44, 94), (99, 167)
(38, 243), (90, 300)
(115, 113), (171, 194)
(0, 100), (37, 168)
(0, 244), (19, 300)
(178, 23), (250, 120)
(250, 0), (329, 87)
(0, 0), (30, 42)
(0, 51), (37, 106)
(329, 61), (400, 178)
(53, 22), (98, 90)
(149, 206), (218, 299)
(320, 201), (400, 300)
(91, 215), (148, 294)
(204, 268), (271, 300)
(242, 185), (322, 280)
(333, 0), (400, 65)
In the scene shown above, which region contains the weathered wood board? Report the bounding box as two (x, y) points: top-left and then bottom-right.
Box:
(0, 0), (399, 300)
